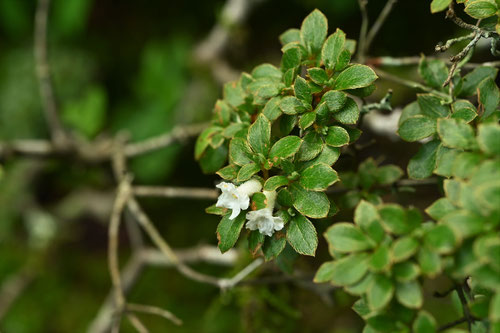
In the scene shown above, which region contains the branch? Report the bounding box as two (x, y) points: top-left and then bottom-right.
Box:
(133, 186), (218, 200)
(87, 246), (238, 333)
(356, 0), (369, 63)
(367, 56), (500, 69)
(124, 122), (209, 158)
(0, 266), (35, 320)
(126, 303), (182, 326)
(365, 0), (398, 52)
(34, 0), (69, 147)
(438, 317), (469, 331)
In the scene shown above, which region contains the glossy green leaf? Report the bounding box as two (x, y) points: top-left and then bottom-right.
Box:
(286, 213), (318, 256)
(248, 114), (271, 155)
(237, 162), (261, 182)
(321, 28), (346, 70)
(413, 311), (437, 333)
(407, 140), (440, 179)
(297, 131), (324, 161)
(299, 163), (339, 191)
(300, 9), (328, 54)
(398, 115), (436, 142)
(392, 236), (419, 263)
(229, 137), (254, 166)
(419, 56), (448, 89)
(334, 65), (378, 90)
(396, 281), (423, 309)
(269, 135), (302, 163)
(323, 90), (347, 112)
(294, 76), (312, 104)
(417, 94), (449, 119)
(324, 222), (375, 253)
(367, 274), (394, 311)
(465, 0), (498, 19)
(333, 97), (360, 124)
(431, 0), (452, 13)
(290, 182), (330, 218)
(325, 126), (350, 147)
(329, 253), (370, 286)
(216, 213), (246, 253)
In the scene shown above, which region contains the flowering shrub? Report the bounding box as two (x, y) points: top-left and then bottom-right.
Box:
(196, 2), (500, 332)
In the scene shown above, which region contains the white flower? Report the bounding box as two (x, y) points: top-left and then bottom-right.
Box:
(245, 190), (284, 237)
(245, 208), (284, 237)
(216, 179), (262, 220)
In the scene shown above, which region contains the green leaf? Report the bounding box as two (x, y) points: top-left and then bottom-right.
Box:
(324, 222), (375, 253)
(478, 123), (500, 156)
(407, 140), (440, 179)
(412, 311), (437, 333)
(367, 274), (394, 311)
(325, 126), (350, 147)
(280, 96), (307, 115)
(199, 145), (228, 174)
(369, 245), (391, 272)
(216, 164), (239, 180)
(452, 152), (484, 179)
(195, 126), (222, 160)
(419, 56), (448, 89)
(216, 213), (246, 253)
(323, 90), (347, 112)
(417, 247), (442, 277)
(248, 230), (264, 255)
(490, 293), (500, 321)
(460, 66), (498, 97)
(223, 81), (245, 107)
(417, 94), (450, 119)
(281, 46), (301, 71)
(262, 96), (283, 121)
(346, 273), (374, 296)
(297, 131), (324, 161)
(269, 136), (302, 163)
(392, 236), (419, 263)
(290, 182), (330, 218)
(465, 0), (498, 19)
(264, 176), (289, 191)
(262, 234), (287, 260)
(251, 63), (282, 80)
(431, 0), (452, 13)
(237, 163), (261, 182)
(299, 163), (339, 191)
(354, 200), (385, 244)
(62, 86), (106, 138)
(229, 137), (254, 166)
(286, 213), (318, 256)
(321, 28), (346, 70)
(279, 28), (301, 45)
(399, 101), (422, 125)
(300, 9), (328, 54)
(378, 204), (412, 235)
(329, 253), (370, 286)
(424, 224), (457, 254)
(376, 165), (404, 185)
(437, 118), (475, 149)
(206, 204), (228, 216)
(396, 281), (423, 309)
(314, 261), (336, 283)
(299, 112), (316, 130)
(333, 97), (360, 124)
(335, 49), (351, 71)
(442, 210), (485, 239)
(294, 76), (312, 104)
(451, 100), (477, 123)
(393, 262), (420, 282)
(398, 115), (436, 142)
(426, 198), (457, 220)
(334, 65), (378, 90)
(307, 67), (328, 85)
(248, 114), (271, 155)
(435, 145), (460, 178)
(478, 78), (500, 119)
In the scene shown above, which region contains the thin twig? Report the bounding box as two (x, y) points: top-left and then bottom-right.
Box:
(438, 317), (469, 331)
(365, 0), (398, 52)
(443, 32), (481, 86)
(126, 303), (182, 326)
(34, 0), (69, 147)
(108, 176), (132, 332)
(367, 56), (500, 68)
(133, 186), (218, 200)
(435, 33), (475, 53)
(124, 122), (209, 158)
(456, 284), (474, 331)
(356, 0), (369, 63)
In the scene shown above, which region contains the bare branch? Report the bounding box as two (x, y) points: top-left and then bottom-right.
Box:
(133, 186), (218, 200)
(126, 303), (182, 326)
(34, 0), (69, 147)
(368, 56), (500, 68)
(124, 122), (209, 158)
(366, 0), (398, 52)
(356, 0), (369, 63)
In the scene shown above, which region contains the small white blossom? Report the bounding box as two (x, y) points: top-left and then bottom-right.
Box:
(245, 190), (283, 237)
(245, 208), (284, 237)
(216, 179), (262, 220)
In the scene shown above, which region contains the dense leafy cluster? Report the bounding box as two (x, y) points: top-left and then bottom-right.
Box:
(314, 56), (500, 332)
(195, 10), (377, 258)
